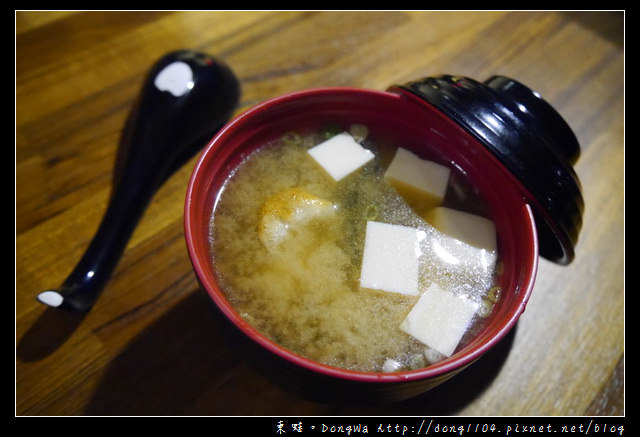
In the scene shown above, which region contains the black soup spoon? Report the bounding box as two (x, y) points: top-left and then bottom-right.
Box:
(36, 49), (240, 313)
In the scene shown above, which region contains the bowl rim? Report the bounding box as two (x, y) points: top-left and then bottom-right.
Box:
(184, 86), (539, 384)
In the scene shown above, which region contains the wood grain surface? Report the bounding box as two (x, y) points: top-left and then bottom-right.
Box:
(16, 11), (624, 417)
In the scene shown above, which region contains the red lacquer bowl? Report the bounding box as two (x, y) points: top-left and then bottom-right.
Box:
(185, 82), (581, 403)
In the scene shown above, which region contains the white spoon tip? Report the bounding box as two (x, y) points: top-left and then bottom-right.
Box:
(37, 290), (64, 308)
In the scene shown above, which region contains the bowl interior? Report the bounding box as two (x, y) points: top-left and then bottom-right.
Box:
(185, 87), (538, 383)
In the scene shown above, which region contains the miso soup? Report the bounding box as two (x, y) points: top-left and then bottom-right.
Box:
(209, 123), (501, 373)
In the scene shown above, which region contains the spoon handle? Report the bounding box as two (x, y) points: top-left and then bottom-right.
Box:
(37, 178), (154, 312)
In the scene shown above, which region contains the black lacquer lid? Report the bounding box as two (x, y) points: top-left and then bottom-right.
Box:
(396, 75), (584, 265)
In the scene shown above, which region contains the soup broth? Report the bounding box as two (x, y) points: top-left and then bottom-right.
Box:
(209, 124), (501, 373)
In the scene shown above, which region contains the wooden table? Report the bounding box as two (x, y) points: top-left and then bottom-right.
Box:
(16, 11), (624, 418)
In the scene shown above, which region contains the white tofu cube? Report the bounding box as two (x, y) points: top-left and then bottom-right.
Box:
(381, 358), (403, 373)
(359, 221), (425, 296)
(384, 148), (451, 212)
(400, 283), (479, 357)
(425, 207), (497, 253)
(307, 132), (375, 181)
